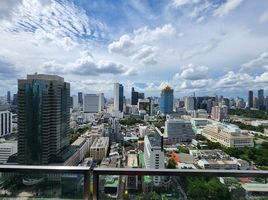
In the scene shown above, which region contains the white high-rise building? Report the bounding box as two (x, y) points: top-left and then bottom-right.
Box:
(185, 96), (195, 111)
(144, 132), (164, 186)
(0, 111), (12, 137)
(84, 94), (100, 113)
(113, 83), (123, 112)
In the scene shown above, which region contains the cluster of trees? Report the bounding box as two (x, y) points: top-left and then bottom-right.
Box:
(167, 158), (177, 169)
(181, 177), (231, 200)
(229, 109), (268, 120)
(206, 139), (268, 167)
(231, 121), (266, 133)
(120, 117), (143, 125)
(1, 175), (24, 192)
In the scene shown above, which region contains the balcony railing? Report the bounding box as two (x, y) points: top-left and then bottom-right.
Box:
(1, 165), (268, 200)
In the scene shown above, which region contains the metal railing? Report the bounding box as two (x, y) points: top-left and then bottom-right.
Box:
(1, 165), (268, 200)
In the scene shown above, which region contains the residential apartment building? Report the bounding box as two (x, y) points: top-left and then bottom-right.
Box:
(0, 110), (12, 137)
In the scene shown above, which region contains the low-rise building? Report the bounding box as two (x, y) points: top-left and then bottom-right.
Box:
(0, 141), (17, 164)
(202, 123), (254, 148)
(90, 137), (109, 160)
(197, 159), (237, 170)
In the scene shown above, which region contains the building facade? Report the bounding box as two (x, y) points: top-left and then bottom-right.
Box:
(18, 74), (70, 165)
(90, 137), (109, 160)
(84, 94), (100, 113)
(160, 86), (174, 115)
(248, 90), (253, 108)
(144, 132), (164, 186)
(202, 123), (254, 148)
(131, 87), (139, 105)
(164, 119), (195, 144)
(0, 110), (12, 137)
(114, 83), (124, 112)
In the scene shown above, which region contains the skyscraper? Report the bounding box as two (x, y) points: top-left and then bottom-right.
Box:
(184, 96), (195, 111)
(78, 92), (83, 106)
(114, 83), (124, 112)
(7, 91), (11, 104)
(131, 87), (139, 105)
(248, 90), (253, 108)
(18, 74), (70, 165)
(160, 86), (174, 114)
(258, 89), (264, 109)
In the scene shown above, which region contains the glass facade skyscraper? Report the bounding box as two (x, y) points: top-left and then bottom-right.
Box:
(160, 86), (174, 114)
(114, 83), (124, 112)
(18, 74), (70, 165)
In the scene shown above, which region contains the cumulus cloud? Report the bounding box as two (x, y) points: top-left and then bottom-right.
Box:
(108, 24), (176, 65)
(240, 52), (268, 72)
(174, 64), (209, 80)
(259, 9), (268, 23)
(172, 0), (199, 8)
(255, 71), (268, 83)
(214, 0), (243, 18)
(216, 71), (253, 88)
(71, 51), (137, 76)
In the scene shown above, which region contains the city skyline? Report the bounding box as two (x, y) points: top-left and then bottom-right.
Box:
(0, 0), (268, 98)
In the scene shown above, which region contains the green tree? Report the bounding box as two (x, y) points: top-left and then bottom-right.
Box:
(167, 158), (177, 169)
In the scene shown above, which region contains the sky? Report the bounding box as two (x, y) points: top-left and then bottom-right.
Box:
(0, 0), (268, 99)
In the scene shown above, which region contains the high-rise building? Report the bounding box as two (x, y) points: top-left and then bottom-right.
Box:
(131, 87), (139, 105)
(0, 110), (12, 136)
(164, 119), (195, 144)
(7, 91), (11, 104)
(160, 86), (174, 114)
(211, 105), (228, 121)
(12, 93), (17, 106)
(184, 96), (195, 111)
(78, 92), (83, 106)
(138, 92), (145, 99)
(18, 74), (70, 165)
(99, 93), (105, 111)
(144, 131), (164, 186)
(84, 94), (100, 113)
(113, 83), (124, 112)
(248, 90), (253, 108)
(258, 89), (264, 109)
(72, 95), (79, 110)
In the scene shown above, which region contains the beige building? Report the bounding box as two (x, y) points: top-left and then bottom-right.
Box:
(202, 123), (254, 148)
(90, 137), (109, 160)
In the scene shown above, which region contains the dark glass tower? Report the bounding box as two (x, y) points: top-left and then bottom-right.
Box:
(160, 86), (174, 114)
(248, 90), (253, 108)
(258, 89), (264, 109)
(131, 87), (139, 105)
(18, 74), (70, 165)
(119, 84), (124, 112)
(78, 92), (83, 106)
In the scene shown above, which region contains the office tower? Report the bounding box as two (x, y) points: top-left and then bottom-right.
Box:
(72, 95), (79, 110)
(12, 93), (17, 106)
(160, 86), (174, 114)
(144, 131), (164, 186)
(253, 97), (259, 109)
(18, 74), (70, 165)
(84, 94), (100, 113)
(78, 92), (83, 106)
(248, 90), (253, 108)
(184, 96), (195, 111)
(7, 91), (11, 104)
(131, 87), (139, 105)
(164, 119), (195, 143)
(0, 110), (12, 136)
(138, 92), (145, 99)
(108, 117), (120, 143)
(113, 83), (124, 112)
(99, 93), (105, 111)
(258, 89), (264, 109)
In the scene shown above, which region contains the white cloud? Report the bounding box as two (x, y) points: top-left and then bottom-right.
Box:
(0, 0), (22, 20)
(259, 9), (268, 23)
(241, 52), (268, 72)
(108, 24), (176, 65)
(255, 71), (268, 83)
(174, 64), (209, 80)
(172, 0), (199, 8)
(214, 0), (243, 18)
(216, 71), (253, 88)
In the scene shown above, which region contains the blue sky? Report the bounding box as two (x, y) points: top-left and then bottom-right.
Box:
(0, 0), (268, 99)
